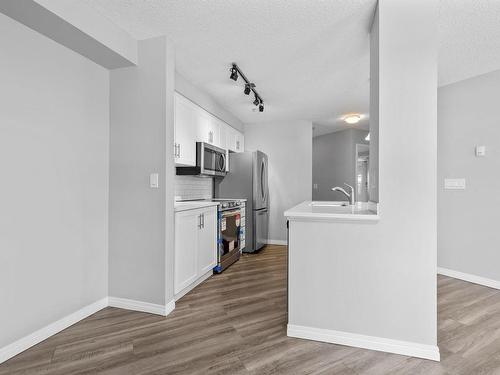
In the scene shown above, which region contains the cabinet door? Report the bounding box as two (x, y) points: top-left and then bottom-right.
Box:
(197, 208), (217, 275)
(235, 131), (244, 152)
(174, 210), (200, 294)
(218, 120), (228, 150)
(197, 110), (220, 146)
(174, 93), (197, 166)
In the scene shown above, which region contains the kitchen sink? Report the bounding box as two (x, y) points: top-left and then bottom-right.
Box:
(308, 201), (349, 207)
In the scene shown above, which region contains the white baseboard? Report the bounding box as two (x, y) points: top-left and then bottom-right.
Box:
(287, 324), (440, 361)
(175, 270), (213, 301)
(438, 267), (500, 290)
(266, 239), (287, 246)
(0, 297), (108, 365)
(108, 297), (173, 316)
(0, 295), (176, 365)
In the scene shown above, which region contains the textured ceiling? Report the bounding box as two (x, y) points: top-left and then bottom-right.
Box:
(80, 0), (375, 129)
(439, 0), (500, 87)
(78, 0), (500, 135)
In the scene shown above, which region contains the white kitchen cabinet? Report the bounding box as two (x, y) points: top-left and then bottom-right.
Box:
(174, 91), (244, 166)
(174, 93), (198, 166)
(235, 131), (244, 152)
(174, 210), (199, 293)
(197, 110), (220, 146)
(174, 206), (217, 297)
(227, 126), (245, 153)
(217, 119), (228, 150)
(197, 207), (217, 274)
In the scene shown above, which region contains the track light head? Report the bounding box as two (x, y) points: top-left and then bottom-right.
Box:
(253, 95), (260, 106)
(244, 84), (251, 95)
(259, 104), (264, 112)
(230, 67), (238, 81)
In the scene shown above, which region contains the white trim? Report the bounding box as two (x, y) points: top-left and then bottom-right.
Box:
(165, 299), (176, 316)
(438, 267), (500, 290)
(287, 324), (440, 361)
(266, 239), (287, 246)
(108, 297), (170, 316)
(174, 270), (213, 301)
(0, 297), (108, 364)
(0, 296), (177, 365)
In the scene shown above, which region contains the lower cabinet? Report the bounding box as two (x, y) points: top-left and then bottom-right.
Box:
(174, 206), (217, 297)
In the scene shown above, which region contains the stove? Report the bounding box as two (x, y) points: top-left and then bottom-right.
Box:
(211, 198), (243, 211)
(210, 199), (246, 273)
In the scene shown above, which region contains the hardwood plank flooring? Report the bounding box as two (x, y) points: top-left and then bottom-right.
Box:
(3, 245), (500, 374)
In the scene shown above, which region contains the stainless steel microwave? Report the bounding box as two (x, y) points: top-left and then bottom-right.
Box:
(176, 142), (227, 177)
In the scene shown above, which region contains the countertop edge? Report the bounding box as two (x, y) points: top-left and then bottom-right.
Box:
(284, 212), (380, 223)
(174, 202), (220, 212)
(283, 200), (380, 223)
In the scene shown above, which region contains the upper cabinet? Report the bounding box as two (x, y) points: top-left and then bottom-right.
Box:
(197, 110), (220, 146)
(174, 92), (245, 167)
(174, 94), (198, 166)
(226, 126), (245, 153)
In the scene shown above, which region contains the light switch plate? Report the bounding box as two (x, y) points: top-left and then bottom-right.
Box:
(150, 173), (159, 188)
(444, 178), (466, 190)
(475, 145), (486, 157)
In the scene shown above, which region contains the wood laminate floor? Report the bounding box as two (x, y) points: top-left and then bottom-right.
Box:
(3, 245), (500, 374)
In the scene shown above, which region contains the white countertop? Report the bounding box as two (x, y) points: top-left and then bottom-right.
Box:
(284, 201), (379, 222)
(174, 201), (219, 212)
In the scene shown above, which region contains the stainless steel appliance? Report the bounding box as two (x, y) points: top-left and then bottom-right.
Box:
(214, 151), (269, 253)
(212, 199), (245, 273)
(176, 142), (227, 177)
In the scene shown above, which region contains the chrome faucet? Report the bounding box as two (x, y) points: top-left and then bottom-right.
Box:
(331, 183), (355, 205)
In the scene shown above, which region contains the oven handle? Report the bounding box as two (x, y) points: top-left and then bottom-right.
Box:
(221, 209), (241, 218)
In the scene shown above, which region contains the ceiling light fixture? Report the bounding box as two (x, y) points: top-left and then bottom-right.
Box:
(344, 114), (361, 124)
(229, 63), (264, 112)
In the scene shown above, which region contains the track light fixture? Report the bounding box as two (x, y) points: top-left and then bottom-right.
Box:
(230, 67), (238, 81)
(253, 94), (260, 106)
(244, 83), (255, 95)
(229, 63), (264, 112)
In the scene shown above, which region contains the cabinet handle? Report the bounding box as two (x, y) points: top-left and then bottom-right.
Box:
(198, 214), (202, 229)
(174, 143), (177, 158)
(202, 213), (205, 228)
(236, 140), (240, 150)
(178, 143), (181, 157)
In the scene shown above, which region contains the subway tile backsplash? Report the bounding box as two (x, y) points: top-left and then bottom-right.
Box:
(174, 175), (213, 201)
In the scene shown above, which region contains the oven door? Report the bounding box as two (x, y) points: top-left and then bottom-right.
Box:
(219, 209), (241, 261)
(199, 142), (227, 177)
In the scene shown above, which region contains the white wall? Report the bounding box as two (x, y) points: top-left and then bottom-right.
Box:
(0, 13), (109, 348)
(438, 69), (500, 282)
(288, 0), (439, 355)
(109, 36), (175, 306)
(369, 6), (380, 203)
(244, 121), (312, 242)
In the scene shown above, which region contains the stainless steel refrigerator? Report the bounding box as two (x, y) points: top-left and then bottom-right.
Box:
(214, 151), (269, 253)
